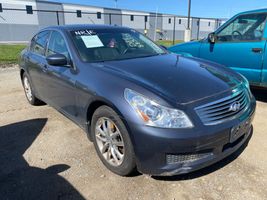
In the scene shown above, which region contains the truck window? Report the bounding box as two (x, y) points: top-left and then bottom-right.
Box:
(217, 13), (266, 42)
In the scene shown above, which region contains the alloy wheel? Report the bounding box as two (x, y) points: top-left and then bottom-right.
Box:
(23, 76), (33, 102)
(95, 117), (125, 166)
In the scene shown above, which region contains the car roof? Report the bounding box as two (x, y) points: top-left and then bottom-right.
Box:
(41, 24), (131, 32)
(238, 8), (267, 15)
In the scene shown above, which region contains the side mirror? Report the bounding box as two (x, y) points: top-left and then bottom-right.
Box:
(46, 54), (68, 66)
(208, 32), (217, 44)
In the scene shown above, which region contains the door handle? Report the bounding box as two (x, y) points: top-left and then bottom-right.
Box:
(252, 48), (262, 53)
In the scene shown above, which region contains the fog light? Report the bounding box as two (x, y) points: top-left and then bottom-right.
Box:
(166, 152), (213, 164)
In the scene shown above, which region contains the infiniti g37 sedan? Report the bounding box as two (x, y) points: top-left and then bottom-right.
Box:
(19, 25), (256, 176)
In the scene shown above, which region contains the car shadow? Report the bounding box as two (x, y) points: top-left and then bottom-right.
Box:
(152, 132), (252, 181)
(0, 118), (85, 200)
(251, 87), (267, 103)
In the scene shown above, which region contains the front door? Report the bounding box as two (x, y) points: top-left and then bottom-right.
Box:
(42, 30), (78, 119)
(199, 13), (267, 85)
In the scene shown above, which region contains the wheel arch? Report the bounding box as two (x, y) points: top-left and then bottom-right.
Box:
(85, 98), (131, 142)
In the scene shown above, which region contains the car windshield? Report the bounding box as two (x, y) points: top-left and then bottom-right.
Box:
(70, 28), (166, 62)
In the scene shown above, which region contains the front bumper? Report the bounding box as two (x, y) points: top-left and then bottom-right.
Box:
(159, 126), (253, 176)
(127, 99), (256, 176)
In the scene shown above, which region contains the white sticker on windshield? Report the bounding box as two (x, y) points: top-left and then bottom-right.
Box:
(81, 35), (104, 48)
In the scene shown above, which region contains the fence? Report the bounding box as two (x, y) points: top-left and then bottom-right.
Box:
(0, 7), (224, 44)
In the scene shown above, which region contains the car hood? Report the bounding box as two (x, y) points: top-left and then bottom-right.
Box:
(95, 53), (242, 104)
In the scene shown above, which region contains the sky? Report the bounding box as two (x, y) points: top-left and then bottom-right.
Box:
(47, 0), (267, 19)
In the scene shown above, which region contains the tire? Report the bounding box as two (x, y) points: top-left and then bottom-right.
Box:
(91, 105), (136, 176)
(22, 73), (44, 106)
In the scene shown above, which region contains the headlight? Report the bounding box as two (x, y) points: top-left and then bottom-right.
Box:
(124, 88), (193, 128)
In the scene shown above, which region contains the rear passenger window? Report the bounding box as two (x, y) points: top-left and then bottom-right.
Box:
(47, 31), (69, 59)
(31, 31), (50, 56)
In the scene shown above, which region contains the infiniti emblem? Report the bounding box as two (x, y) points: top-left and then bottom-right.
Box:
(229, 102), (241, 112)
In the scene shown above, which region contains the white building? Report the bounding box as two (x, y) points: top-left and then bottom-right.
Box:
(0, 0), (225, 43)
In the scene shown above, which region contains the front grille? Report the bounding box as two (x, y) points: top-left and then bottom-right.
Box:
(195, 88), (250, 125)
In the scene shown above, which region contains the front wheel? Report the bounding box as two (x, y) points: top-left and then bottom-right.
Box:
(91, 106), (136, 176)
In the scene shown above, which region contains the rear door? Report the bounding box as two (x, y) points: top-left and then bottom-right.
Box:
(199, 13), (267, 85)
(26, 31), (50, 98)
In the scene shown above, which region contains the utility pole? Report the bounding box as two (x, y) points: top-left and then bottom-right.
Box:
(114, 0), (118, 8)
(172, 16), (176, 45)
(184, 0), (191, 42)
(187, 0), (191, 29)
(154, 7), (158, 41)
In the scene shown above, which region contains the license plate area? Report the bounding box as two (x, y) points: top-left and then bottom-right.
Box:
(230, 118), (251, 143)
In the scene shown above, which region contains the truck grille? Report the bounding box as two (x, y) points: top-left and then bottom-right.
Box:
(195, 88), (250, 125)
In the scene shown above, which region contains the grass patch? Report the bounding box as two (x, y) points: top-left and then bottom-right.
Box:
(0, 40), (181, 65)
(156, 40), (183, 47)
(0, 44), (26, 64)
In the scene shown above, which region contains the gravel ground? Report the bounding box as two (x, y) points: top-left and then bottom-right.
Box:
(1, 67), (267, 200)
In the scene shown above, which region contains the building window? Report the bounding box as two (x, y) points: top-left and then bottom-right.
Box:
(97, 12), (101, 19)
(0, 3), (2, 12)
(130, 15), (134, 21)
(26, 5), (33, 14)
(208, 22), (211, 26)
(77, 10), (82, 18)
(178, 19), (181, 24)
(144, 16), (148, 22)
(168, 18), (171, 24)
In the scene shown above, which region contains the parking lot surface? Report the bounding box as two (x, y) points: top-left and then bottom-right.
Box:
(1, 67), (267, 200)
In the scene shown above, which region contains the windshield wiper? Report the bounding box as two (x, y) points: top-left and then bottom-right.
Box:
(89, 53), (167, 63)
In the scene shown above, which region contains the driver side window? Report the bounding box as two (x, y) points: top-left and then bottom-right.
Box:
(217, 13), (266, 42)
(47, 31), (70, 60)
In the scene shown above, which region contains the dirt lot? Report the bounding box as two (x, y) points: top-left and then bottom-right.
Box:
(1, 67), (267, 200)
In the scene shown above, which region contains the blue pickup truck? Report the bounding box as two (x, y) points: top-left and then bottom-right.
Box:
(169, 9), (267, 88)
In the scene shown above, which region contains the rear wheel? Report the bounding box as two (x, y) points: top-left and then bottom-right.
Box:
(91, 106), (136, 176)
(22, 73), (44, 105)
